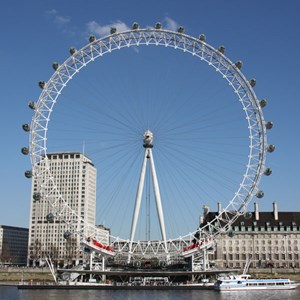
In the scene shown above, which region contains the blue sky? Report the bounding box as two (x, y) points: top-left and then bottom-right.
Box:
(0, 0), (299, 239)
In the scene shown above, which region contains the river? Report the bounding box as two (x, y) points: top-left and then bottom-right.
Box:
(1, 286), (300, 300)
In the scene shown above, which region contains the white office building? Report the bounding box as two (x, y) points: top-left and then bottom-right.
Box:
(28, 152), (100, 266)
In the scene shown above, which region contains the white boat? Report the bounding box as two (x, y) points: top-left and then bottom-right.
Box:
(214, 274), (299, 291)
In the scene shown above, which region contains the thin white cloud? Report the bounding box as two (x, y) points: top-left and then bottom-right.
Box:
(45, 9), (75, 36)
(47, 9), (57, 15)
(164, 17), (179, 31)
(46, 9), (71, 26)
(86, 19), (180, 37)
(54, 15), (71, 26)
(87, 20), (130, 37)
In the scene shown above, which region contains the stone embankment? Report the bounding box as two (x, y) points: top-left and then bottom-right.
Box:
(0, 267), (299, 282)
(249, 268), (300, 281)
(0, 267), (54, 282)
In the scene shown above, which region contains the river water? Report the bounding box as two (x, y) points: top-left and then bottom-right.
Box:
(1, 286), (300, 300)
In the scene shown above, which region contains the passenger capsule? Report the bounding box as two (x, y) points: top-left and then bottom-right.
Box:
(132, 22), (139, 30)
(89, 35), (96, 43)
(52, 62), (59, 71)
(21, 147), (29, 155)
(177, 26), (185, 33)
(264, 167), (272, 176)
(249, 78), (256, 87)
(69, 47), (76, 55)
(22, 124), (30, 132)
(33, 192), (41, 201)
(256, 190), (264, 198)
(245, 212), (252, 219)
(199, 34), (206, 42)
(235, 60), (243, 69)
(267, 144), (276, 153)
(110, 27), (116, 34)
(265, 121), (273, 130)
(228, 229), (235, 237)
(25, 170), (32, 178)
(259, 99), (267, 108)
(38, 80), (45, 89)
(155, 22), (162, 29)
(134, 261), (141, 268)
(46, 213), (54, 223)
(28, 101), (35, 110)
(83, 247), (91, 254)
(63, 231), (71, 239)
(218, 46), (225, 54)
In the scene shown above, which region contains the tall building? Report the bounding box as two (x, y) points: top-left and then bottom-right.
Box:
(202, 202), (300, 269)
(0, 225), (28, 266)
(28, 152), (97, 267)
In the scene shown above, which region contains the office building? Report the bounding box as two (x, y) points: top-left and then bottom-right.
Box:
(28, 152), (97, 266)
(0, 225), (28, 265)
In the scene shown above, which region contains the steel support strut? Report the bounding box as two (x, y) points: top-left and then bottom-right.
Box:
(128, 131), (168, 262)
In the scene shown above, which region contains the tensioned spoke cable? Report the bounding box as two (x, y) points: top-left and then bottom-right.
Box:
(95, 147), (141, 227)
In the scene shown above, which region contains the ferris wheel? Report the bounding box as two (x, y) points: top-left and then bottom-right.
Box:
(22, 22), (274, 266)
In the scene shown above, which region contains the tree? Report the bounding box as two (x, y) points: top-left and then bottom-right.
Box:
(65, 237), (77, 266)
(48, 243), (59, 267)
(0, 242), (11, 264)
(31, 239), (42, 266)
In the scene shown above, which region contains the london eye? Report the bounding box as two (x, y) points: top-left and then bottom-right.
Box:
(22, 22), (274, 269)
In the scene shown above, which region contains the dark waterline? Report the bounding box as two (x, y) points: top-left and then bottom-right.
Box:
(1, 286), (300, 300)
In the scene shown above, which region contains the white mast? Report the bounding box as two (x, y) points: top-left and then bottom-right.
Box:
(128, 130), (168, 262)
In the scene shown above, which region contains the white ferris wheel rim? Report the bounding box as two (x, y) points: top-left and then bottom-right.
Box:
(28, 26), (268, 258)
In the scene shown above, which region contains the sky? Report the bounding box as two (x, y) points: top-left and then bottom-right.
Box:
(0, 0), (299, 239)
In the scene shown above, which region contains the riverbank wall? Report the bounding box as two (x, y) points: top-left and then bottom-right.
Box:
(0, 267), (54, 282)
(0, 267), (300, 282)
(249, 267), (300, 281)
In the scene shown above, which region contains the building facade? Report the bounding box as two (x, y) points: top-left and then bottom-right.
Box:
(28, 152), (98, 267)
(0, 225), (28, 266)
(203, 202), (300, 269)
